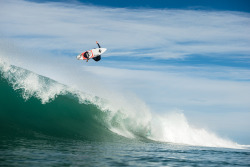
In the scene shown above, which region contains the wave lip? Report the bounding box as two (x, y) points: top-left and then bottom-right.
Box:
(0, 58), (246, 149)
(0, 58), (151, 142)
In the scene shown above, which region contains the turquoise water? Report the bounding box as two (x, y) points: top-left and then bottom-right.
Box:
(1, 63), (250, 166)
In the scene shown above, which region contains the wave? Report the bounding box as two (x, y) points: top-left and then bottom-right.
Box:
(0, 58), (244, 149)
(0, 59), (150, 141)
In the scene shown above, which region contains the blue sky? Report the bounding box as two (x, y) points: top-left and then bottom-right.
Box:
(32, 0), (250, 12)
(1, 0), (250, 145)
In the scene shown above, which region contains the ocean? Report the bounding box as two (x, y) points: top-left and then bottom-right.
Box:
(0, 61), (250, 166)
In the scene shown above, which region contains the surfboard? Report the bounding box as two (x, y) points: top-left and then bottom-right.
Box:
(77, 48), (107, 60)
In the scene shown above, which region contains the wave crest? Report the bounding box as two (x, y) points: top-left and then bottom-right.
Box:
(0, 58), (245, 149)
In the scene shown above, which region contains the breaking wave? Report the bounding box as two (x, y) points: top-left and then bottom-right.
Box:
(0, 57), (244, 149)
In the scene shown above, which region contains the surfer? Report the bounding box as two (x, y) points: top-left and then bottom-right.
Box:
(76, 41), (106, 62)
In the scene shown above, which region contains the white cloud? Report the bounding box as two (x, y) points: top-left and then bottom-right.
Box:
(0, 0), (250, 59)
(83, 65), (250, 110)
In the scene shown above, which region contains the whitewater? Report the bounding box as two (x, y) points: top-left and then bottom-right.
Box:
(0, 55), (245, 149)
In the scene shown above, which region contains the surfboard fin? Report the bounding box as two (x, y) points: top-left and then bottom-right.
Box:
(93, 55), (101, 61)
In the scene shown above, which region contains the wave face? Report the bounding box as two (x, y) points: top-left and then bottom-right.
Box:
(0, 59), (243, 149)
(0, 67), (110, 141)
(0, 60), (150, 142)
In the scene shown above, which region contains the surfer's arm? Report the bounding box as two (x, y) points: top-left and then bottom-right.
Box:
(96, 41), (101, 48)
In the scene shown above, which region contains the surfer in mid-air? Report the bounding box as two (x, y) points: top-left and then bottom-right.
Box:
(76, 41), (107, 62)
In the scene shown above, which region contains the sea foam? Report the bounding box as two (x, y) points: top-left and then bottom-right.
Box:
(0, 57), (244, 149)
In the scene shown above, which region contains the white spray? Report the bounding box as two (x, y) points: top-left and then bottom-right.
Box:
(0, 55), (244, 149)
